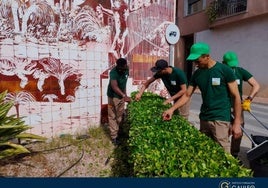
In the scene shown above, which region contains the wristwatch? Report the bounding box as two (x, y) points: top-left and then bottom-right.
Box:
(246, 96), (253, 101)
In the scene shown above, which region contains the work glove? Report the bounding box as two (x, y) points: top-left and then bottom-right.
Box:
(242, 99), (251, 111)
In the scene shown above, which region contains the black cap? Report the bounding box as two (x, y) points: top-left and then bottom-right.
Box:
(116, 58), (127, 68)
(150, 59), (168, 72)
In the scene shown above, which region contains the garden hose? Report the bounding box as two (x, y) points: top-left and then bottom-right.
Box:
(0, 136), (89, 178)
(56, 148), (85, 177)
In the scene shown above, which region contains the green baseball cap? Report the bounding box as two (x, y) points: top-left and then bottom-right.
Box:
(223, 51), (239, 67)
(186, 42), (210, 61)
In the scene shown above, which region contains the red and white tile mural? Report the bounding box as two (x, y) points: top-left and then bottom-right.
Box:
(0, 0), (174, 137)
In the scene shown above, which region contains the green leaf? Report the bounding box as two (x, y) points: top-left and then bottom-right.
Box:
(0, 91), (46, 160)
(16, 133), (47, 141)
(0, 142), (30, 159)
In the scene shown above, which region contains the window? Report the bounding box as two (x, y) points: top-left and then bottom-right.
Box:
(187, 0), (205, 15)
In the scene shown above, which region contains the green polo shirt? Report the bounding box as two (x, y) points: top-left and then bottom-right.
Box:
(190, 62), (236, 121)
(107, 67), (129, 99)
(154, 67), (188, 96)
(231, 67), (253, 98)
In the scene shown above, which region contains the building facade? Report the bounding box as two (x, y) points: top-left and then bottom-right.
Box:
(175, 0), (268, 98)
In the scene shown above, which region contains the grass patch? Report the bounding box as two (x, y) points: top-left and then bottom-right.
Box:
(0, 126), (115, 177)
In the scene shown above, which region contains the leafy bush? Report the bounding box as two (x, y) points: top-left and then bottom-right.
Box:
(0, 91), (46, 160)
(127, 92), (252, 177)
(205, 1), (218, 23)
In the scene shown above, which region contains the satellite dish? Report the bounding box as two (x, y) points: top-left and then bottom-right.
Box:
(165, 24), (180, 45)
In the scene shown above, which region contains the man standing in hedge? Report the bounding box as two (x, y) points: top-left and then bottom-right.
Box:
(135, 59), (190, 119)
(162, 42), (242, 153)
(222, 51), (260, 157)
(107, 58), (131, 145)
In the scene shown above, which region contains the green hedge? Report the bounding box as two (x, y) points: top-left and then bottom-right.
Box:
(127, 92), (252, 177)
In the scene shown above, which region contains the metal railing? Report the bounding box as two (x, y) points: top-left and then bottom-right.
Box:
(214, 0), (247, 18)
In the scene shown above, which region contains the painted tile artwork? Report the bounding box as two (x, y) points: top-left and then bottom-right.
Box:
(0, 0), (174, 137)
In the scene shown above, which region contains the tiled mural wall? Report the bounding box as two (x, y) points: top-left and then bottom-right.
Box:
(0, 0), (174, 137)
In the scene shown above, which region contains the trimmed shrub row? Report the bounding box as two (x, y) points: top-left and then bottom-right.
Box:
(127, 92), (252, 177)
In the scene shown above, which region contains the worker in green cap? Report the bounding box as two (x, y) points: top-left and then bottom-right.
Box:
(222, 51), (260, 158)
(162, 42), (242, 153)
